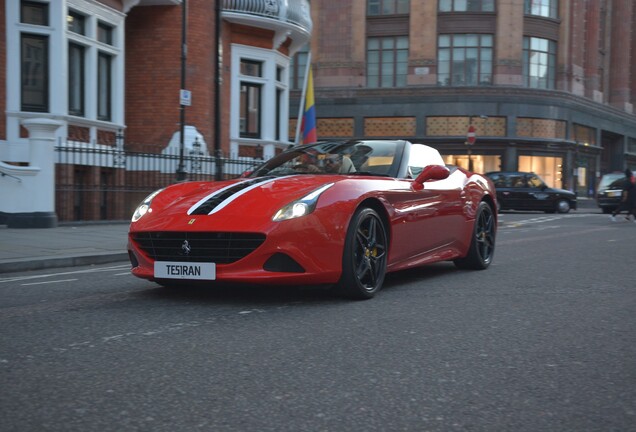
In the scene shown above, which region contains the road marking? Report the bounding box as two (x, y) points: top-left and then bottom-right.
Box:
(499, 213), (598, 229)
(21, 278), (78, 286)
(0, 264), (130, 284)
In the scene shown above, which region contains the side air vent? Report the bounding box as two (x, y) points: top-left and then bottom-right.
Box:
(263, 253), (305, 273)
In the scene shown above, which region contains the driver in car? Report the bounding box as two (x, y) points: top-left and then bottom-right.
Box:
(324, 154), (356, 174)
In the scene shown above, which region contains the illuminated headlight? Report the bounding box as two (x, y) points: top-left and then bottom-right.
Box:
(131, 188), (165, 222)
(273, 183), (334, 222)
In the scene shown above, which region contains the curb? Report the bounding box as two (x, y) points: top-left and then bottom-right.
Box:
(0, 252), (129, 274)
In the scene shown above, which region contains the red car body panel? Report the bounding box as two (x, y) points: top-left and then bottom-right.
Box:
(128, 141), (497, 286)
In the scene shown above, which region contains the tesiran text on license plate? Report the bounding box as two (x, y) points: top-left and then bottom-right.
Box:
(154, 262), (216, 280)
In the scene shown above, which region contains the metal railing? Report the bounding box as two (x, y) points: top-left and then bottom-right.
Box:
(55, 142), (264, 222)
(222, 0), (312, 31)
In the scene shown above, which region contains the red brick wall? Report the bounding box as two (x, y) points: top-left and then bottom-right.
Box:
(125, 6), (182, 149)
(125, 3), (217, 154)
(125, 5), (279, 157)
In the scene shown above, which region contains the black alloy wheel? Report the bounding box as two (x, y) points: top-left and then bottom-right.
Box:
(454, 201), (496, 270)
(337, 207), (388, 300)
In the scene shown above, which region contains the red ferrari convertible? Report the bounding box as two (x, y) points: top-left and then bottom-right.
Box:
(128, 139), (497, 299)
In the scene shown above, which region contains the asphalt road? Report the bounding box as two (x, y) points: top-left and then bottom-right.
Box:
(1, 211), (635, 432)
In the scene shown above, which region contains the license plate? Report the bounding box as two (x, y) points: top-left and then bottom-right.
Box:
(154, 261), (216, 280)
(608, 190), (622, 197)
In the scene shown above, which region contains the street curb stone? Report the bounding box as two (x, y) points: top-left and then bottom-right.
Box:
(0, 253), (129, 274)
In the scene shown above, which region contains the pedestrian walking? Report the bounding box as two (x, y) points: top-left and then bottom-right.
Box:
(609, 168), (636, 223)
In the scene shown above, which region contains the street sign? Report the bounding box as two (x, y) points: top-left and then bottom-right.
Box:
(180, 89), (192, 106)
(466, 125), (476, 145)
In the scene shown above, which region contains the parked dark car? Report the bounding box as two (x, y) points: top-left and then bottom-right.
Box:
(485, 171), (577, 213)
(596, 172), (626, 213)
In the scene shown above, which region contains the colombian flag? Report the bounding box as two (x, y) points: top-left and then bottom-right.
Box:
(301, 68), (317, 144)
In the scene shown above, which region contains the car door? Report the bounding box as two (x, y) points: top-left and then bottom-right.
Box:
(503, 173), (529, 210)
(386, 173), (464, 265)
(524, 174), (552, 211)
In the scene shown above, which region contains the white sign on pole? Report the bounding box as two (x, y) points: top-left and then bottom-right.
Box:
(180, 89), (192, 106)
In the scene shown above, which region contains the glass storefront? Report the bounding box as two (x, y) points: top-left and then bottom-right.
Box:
(519, 155), (563, 188)
(442, 154), (500, 174)
(442, 153), (567, 190)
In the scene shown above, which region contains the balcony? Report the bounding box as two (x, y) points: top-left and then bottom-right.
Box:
(222, 0), (312, 54)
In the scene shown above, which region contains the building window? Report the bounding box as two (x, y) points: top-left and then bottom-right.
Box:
(21, 1), (48, 26)
(367, 36), (408, 88)
(21, 34), (48, 112)
(439, 0), (494, 12)
(241, 59), (262, 77)
(67, 11), (85, 35)
(98, 22), (114, 45)
(66, 7), (121, 122)
(240, 83), (261, 138)
(97, 53), (112, 121)
(524, 0), (558, 19)
(367, 0), (409, 15)
(289, 45), (309, 90)
(69, 43), (85, 116)
(437, 34), (493, 86)
(276, 89), (283, 141)
(523, 37), (556, 89)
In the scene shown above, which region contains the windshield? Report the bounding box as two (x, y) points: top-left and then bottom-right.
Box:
(598, 174), (624, 189)
(247, 140), (403, 178)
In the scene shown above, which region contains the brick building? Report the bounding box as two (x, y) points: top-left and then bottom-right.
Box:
(0, 0), (311, 226)
(297, 0), (636, 195)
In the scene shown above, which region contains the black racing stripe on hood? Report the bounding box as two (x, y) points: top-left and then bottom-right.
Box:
(189, 176), (275, 215)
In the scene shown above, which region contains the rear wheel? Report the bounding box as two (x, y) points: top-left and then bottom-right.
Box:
(337, 207), (388, 300)
(454, 202), (496, 270)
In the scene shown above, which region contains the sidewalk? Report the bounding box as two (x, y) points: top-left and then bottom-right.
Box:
(0, 221), (130, 274)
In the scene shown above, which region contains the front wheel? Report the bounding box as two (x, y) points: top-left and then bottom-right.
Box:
(337, 207), (388, 300)
(454, 202), (496, 270)
(556, 199), (571, 213)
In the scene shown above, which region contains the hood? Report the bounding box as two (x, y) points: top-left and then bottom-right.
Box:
(133, 175), (342, 230)
(550, 187), (576, 197)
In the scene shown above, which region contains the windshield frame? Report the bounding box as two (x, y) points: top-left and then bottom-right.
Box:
(247, 140), (406, 178)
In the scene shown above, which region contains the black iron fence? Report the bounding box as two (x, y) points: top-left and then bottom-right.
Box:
(55, 142), (263, 222)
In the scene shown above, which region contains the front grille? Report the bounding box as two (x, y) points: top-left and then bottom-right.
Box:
(131, 232), (266, 264)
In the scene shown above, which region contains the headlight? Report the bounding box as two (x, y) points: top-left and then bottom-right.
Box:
(131, 188), (165, 222)
(273, 183), (334, 222)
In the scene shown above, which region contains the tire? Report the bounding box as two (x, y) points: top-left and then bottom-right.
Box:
(337, 207), (388, 300)
(556, 199), (571, 213)
(454, 201), (496, 270)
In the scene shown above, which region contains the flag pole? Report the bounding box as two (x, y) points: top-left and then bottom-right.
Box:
(294, 51), (312, 145)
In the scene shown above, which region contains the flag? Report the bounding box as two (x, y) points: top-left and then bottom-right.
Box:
(301, 68), (317, 144)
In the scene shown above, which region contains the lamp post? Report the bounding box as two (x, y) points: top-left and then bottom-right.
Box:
(214, 0), (223, 181)
(176, 0), (188, 181)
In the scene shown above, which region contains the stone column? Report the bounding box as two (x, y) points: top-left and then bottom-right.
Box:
(8, 118), (63, 228)
(608, 0), (633, 111)
(584, 0), (601, 100)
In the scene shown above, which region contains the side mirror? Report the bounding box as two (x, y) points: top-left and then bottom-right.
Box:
(412, 165), (450, 191)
